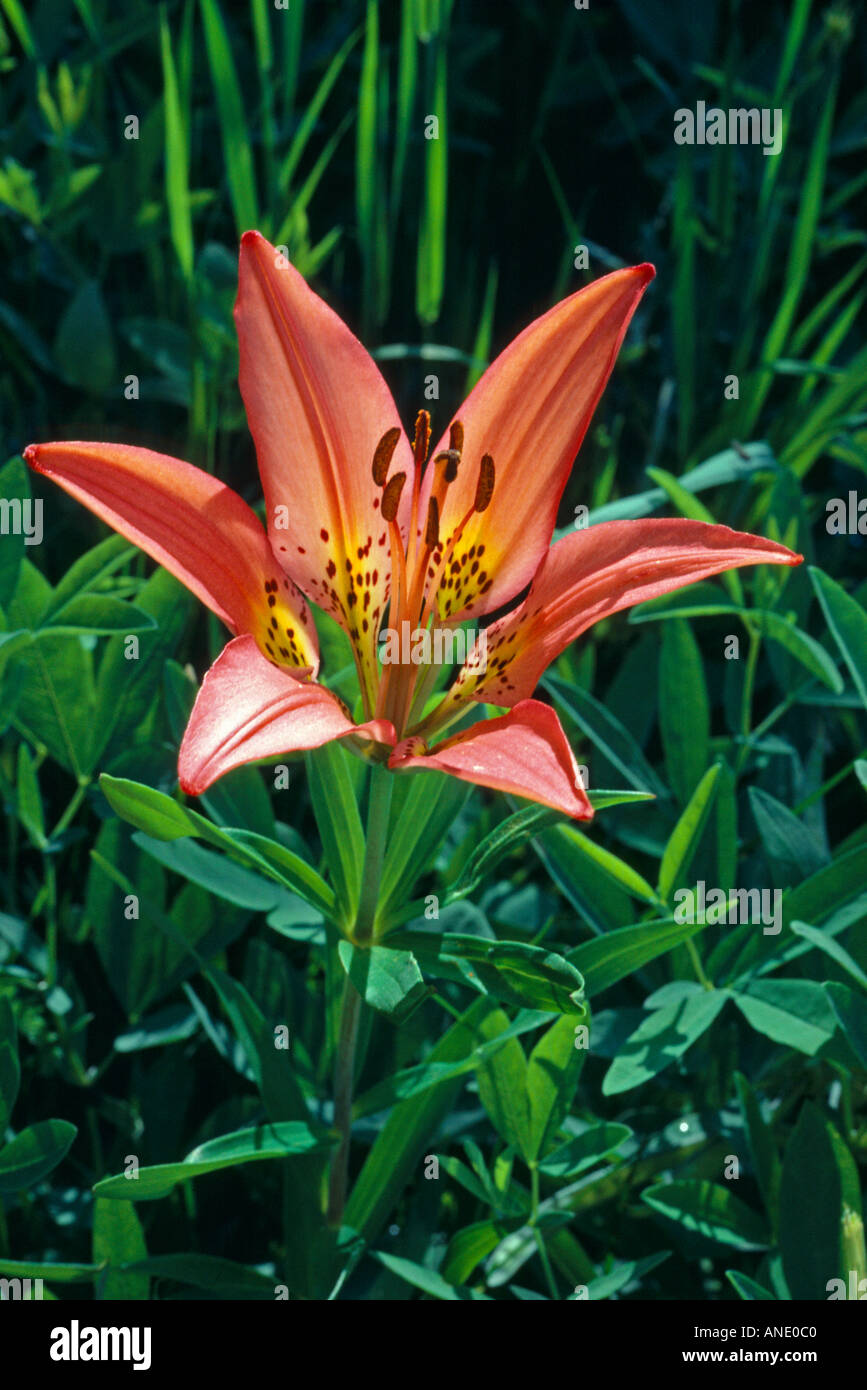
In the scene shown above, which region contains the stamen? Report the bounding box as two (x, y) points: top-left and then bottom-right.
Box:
(408, 410), (430, 573)
(412, 410), (431, 468)
(381, 471), (406, 522)
(372, 427), (401, 486)
(475, 454), (495, 512)
(425, 497), (440, 548)
(418, 452), (496, 629)
(432, 421), (464, 483)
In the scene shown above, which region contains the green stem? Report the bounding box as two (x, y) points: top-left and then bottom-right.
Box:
(326, 764), (394, 1227)
(685, 937), (713, 990)
(355, 764), (394, 945)
(530, 1163), (559, 1299)
(733, 625), (762, 777)
(326, 974), (363, 1228)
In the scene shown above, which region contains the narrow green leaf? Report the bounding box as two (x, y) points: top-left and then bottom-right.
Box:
(306, 743), (364, 925)
(657, 763), (721, 901)
(642, 1180), (769, 1252)
(93, 1122), (334, 1201)
(659, 619), (710, 805)
(810, 567), (867, 711)
(780, 1103), (860, 1299)
(200, 0), (258, 234)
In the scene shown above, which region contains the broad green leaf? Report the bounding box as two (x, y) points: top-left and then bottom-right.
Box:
(93, 1122), (334, 1201)
(780, 1104), (861, 1299)
(810, 567), (867, 711)
(12, 631), (96, 776)
(642, 1179), (769, 1251)
(474, 1008), (532, 1158)
(589, 789), (656, 810)
(0, 1119), (77, 1193)
(92, 1200), (148, 1300)
(415, 35), (447, 324)
(602, 990), (728, 1094)
(583, 444), (775, 528)
(337, 942), (427, 1022)
(733, 979), (838, 1056)
(539, 1122), (632, 1180)
(657, 763), (721, 901)
(748, 786), (827, 884)
(525, 1014), (589, 1161)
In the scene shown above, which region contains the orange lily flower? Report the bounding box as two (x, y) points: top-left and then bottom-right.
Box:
(25, 233), (801, 819)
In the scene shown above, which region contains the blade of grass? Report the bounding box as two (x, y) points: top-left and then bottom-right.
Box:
(200, 0), (259, 235)
(159, 5), (193, 282)
(416, 34), (448, 325)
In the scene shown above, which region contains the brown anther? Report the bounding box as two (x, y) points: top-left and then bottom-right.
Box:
(449, 420), (464, 455)
(425, 496), (440, 548)
(432, 448), (461, 482)
(380, 471), (406, 522)
(372, 427), (401, 486)
(412, 410), (431, 467)
(474, 454), (495, 512)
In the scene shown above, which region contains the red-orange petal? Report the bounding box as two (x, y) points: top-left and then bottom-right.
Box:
(455, 519), (802, 706)
(419, 264), (655, 623)
(235, 232), (413, 684)
(389, 699), (592, 819)
(179, 634), (394, 794)
(24, 440), (318, 672)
